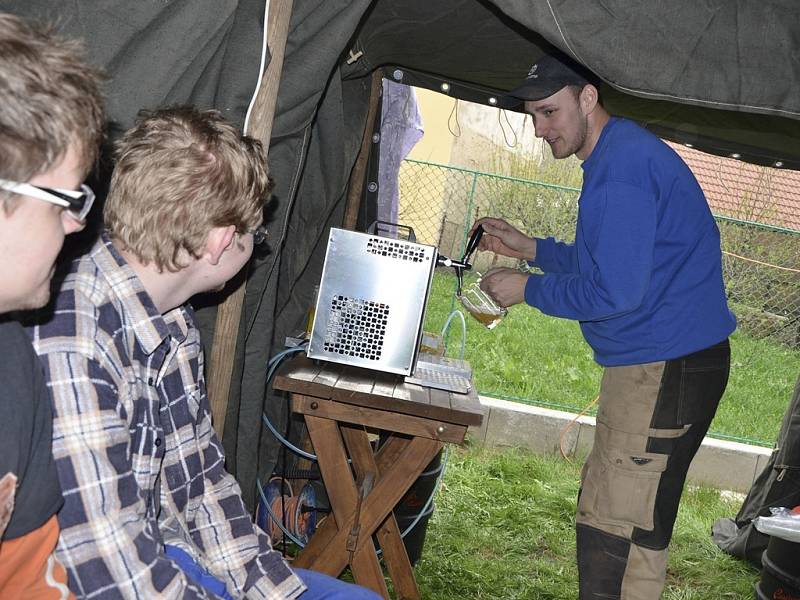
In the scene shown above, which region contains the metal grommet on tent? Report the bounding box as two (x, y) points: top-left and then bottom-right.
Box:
(440, 82), (450, 92)
(372, 133), (380, 143)
(392, 69), (403, 81)
(488, 97), (497, 105)
(367, 181), (378, 192)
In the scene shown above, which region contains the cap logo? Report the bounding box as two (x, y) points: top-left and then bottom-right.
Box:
(527, 64), (538, 79)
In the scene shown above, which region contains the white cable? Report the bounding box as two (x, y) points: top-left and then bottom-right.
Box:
(243, 0), (270, 135)
(441, 309), (467, 360)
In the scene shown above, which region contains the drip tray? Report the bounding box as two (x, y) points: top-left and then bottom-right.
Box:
(404, 354), (473, 394)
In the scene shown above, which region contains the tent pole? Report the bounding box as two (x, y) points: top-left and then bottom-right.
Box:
(343, 70), (383, 230)
(207, 0), (295, 440)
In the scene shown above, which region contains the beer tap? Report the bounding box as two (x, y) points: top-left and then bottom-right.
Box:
(436, 225), (484, 296)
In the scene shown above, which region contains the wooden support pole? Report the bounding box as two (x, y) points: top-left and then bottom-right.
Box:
(342, 70), (384, 230)
(207, 0), (295, 439)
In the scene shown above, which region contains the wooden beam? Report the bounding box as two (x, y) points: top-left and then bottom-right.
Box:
(246, 0), (295, 144)
(342, 70), (384, 230)
(208, 0), (295, 439)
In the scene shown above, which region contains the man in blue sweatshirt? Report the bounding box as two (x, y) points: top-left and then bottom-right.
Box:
(472, 54), (736, 599)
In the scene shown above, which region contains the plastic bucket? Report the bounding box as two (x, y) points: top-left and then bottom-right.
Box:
(755, 535), (800, 600)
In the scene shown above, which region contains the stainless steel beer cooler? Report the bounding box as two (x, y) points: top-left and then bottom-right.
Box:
(307, 226), (436, 377)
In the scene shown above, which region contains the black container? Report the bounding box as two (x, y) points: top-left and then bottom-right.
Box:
(395, 503), (434, 566)
(755, 535), (800, 600)
(392, 447), (443, 565)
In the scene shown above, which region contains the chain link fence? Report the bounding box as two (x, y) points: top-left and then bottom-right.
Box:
(398, 158), (800, 347)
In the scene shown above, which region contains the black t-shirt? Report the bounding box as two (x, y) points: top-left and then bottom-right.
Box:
(0, 319), (62, 540)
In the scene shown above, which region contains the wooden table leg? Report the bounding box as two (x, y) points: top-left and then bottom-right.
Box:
(292, 416), (348, 569)
(374, 514), (418, 600)
(293, 415), (389, 597)
(293, 418), (410, 570)
(296, 432), (441, 580)
(342, 426), (442, 600)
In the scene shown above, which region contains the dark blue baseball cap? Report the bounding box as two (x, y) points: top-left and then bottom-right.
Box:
(506, 53), (595, 102)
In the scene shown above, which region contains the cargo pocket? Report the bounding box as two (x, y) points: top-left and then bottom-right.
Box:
(579, 426), (669, 532)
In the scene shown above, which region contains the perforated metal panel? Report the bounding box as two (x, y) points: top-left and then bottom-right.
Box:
(404, 353), (473, 393)
(323, 296), (389, 360)
(366, 237), (427, 262)
(307, 228), (436, 376)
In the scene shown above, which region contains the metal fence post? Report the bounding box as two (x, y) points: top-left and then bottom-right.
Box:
(460, 171), (479, 257)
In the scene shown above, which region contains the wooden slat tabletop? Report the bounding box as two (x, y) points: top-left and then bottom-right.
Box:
(274, 354), (483, 427)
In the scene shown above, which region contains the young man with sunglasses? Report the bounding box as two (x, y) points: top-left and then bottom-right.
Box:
(29, 106), (381, 599)
(0, 12), (103, 598)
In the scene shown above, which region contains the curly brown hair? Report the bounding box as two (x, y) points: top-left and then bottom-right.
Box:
(104, 107), (272, 272)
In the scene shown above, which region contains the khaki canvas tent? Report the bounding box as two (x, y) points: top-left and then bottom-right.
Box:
(5, 0), (800, 510)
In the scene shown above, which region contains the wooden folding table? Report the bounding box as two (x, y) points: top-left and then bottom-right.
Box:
(273, 354), (483, 599)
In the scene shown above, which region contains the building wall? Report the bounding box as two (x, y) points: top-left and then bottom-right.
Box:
(407, 88), (543, 170)
(406, 88), (456, 165)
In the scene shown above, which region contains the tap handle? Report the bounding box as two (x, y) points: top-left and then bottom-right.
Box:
(462, 224), (484, 263)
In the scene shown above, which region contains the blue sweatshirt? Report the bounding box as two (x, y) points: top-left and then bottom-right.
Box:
(525, 117), (736, 366)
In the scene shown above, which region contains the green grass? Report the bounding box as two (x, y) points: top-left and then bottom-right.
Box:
(413, 445), (758, 599)
(424, 271), (800, 446)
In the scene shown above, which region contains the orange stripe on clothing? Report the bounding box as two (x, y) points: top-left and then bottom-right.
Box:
(0, 515), (73, 599)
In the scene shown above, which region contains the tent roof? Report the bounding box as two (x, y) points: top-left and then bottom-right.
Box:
(12, 1), (799, 169)
(349, 0), (800, 170)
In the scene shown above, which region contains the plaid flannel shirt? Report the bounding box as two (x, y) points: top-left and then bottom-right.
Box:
(30, 235), (305, 599)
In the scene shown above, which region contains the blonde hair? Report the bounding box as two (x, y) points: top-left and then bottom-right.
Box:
(104, 107), (271, 272)
(0, 13), (105, 209)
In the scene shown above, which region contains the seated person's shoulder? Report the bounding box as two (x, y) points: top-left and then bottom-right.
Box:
(0, 319), (40, 381)
(0, 317), (33, 348)
(33, 264), (124, 360)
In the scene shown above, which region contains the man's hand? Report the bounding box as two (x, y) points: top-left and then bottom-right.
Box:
(469, 217), (536, 261)
(481, 268), (528, 308)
